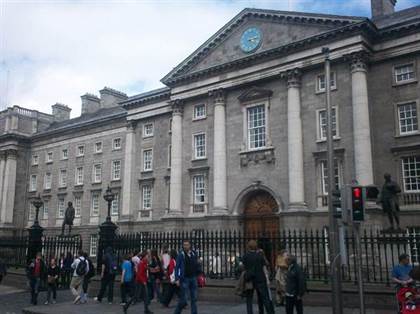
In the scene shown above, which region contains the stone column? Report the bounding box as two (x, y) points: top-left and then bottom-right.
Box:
(1, 149), (17, 223)
(284, 69), (306, 209)
(169, 100), (184, 215)
(121, 121), (137, 218)
(210, 89), (228, 214)
(0, 151), (6, 222)
(350, 52), (374, 185)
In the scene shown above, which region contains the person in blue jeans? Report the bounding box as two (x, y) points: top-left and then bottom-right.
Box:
(120, 253), (134, 306)
(174, 240), (201, 314)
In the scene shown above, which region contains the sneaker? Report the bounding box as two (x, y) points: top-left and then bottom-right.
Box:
(52, 300), (56, 304)
(108, 302), (113, 305)
(73, 296), (81, 304)
(44, 301), (49, 305)
(120, 302), (126, 306)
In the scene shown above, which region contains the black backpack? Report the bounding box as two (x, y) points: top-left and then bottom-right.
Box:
(76, 258), (88, 276)
(86, 259), (95, 278)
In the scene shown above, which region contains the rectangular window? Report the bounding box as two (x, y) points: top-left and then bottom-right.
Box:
(193, 174), (206, 204)
(318, 108), (338, 140)
(111, 193), (119, 216)
(113, 138), (122, 150)
(58, 198), (65, 219)
(395, 64), (415, 83)
(30, 174), (37, 192)
(193, 133), (206, 159)
(91, 193), (100, 216)
(59, 169), (67, 187)
(93, 164), (102, 183)
(43, 200), (49, 220)
(89, 234), (98, 257)
(46, 152), (53, 163)
(112, 160), (121, 180)
(32, 155), (39, 165)
(143, 123), (154, 137)
(247, 105), (266, 149)
(62, 149), (68, 160)
(143, 149), (153, 171)
(402, 156), (420, 192)
(77, 145), (85, 156)
(317, 72), (336, 92)
(193, 104), (206, 120)
(320, 160), (341, 195)
(74, 196), (82, 217)
(142, 185), (152, 210)
(44, 173), (52, 190)
(95, 142), (102, 153)
(75, 167), (84, 185)
(398, 102), (418, 135)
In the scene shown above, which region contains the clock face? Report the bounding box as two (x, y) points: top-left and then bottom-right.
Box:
(240, 27), (262, 53)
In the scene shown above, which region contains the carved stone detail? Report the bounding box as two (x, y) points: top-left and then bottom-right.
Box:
(281, 68), (302, 89)
(348, 51), (369, 73)
(209, 88), (226, 106)
(170, 99), (184, 116)
(240, 148), (275, 167)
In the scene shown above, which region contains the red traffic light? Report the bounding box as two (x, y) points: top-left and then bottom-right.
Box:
(352, 187), (362, 199)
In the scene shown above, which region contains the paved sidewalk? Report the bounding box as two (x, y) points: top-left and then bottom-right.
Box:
(22, 300), (396, 314)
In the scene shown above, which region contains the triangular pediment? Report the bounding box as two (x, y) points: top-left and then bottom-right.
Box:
(161, 8), (366, 85)
(238, 87), (273, 102)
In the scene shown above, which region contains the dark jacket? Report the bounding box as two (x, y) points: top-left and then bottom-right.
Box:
(242, 250), (267, 283)
(27, 258), (47, 280)
(175, 250), (201, 282)
(285, 260), (306, 297)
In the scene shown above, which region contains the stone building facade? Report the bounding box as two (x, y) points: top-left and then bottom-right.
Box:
(1, 0), (420, 255)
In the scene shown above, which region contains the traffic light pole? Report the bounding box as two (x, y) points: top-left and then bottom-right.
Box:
(323, 47), (343, 314)
(354, 222), (366, 314)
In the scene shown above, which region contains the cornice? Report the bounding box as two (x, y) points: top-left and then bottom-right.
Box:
(121, 88), (171, 110)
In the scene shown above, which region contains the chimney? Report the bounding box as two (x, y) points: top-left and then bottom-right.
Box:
(99, 87), (128, 109)
(81, 93), (101, 114)
(371, 0), (396, 18)
(51, 103), (71, 122)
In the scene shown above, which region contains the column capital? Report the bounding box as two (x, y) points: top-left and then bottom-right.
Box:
(5, 149), (17, 159)
(126, 120), (138, 131)
(347, 51), (370, 73)
(170, 99), (184, 116)
(209, 88), (226, 106)
(0, 150), (6, 160)
(281, 68), (302, 89)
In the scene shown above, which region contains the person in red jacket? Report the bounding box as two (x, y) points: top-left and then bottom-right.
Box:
(123, 250), (152, 314)
(161, 250), (180, 307)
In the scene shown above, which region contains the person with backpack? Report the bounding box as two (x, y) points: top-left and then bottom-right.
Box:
(174, 240), (202, 314)
(45, 257), (59, 305)
(94, 246), (117, 304)
(70, 250), (89, 304)
(80, 252), (95, 304)
(27, 252), (47, 305)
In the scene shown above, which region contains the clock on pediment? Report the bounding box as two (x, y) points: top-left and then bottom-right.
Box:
(240, 27), (262, 53)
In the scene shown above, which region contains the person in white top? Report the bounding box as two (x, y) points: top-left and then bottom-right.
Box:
(161, 246), (170, 271)
(70, 250), (89, 304)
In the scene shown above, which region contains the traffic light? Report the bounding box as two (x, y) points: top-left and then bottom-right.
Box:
(351, 186), (364, 221)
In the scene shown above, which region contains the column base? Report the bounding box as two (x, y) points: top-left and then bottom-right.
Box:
(288, 202), (308, 211)
(211, 207), (229, 216)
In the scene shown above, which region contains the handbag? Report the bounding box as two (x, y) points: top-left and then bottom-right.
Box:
(197, 273), (206, 288)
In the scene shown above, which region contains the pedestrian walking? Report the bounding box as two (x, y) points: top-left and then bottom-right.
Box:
(285, 255), (306, 314)
(161, 246), (171, 301)
(27, 252), (47, 305)
(45, 257), (59, 305)
(123, 250), (153, 314)
(275, 250), (289, 306)
(81, 252), (95, 304)
(70, 250), (89, 304)
(94, 246), (117, 304)
(120, 253), (134, 306)
(60, 252), (73, 288)
(174, 240), (202, 314)
(131, 251), (142, 304)
(242, 240), (274, 314)
(161, 250), (180, 307)
(0, 258), (7, 284)
(149, 249), (163, 302)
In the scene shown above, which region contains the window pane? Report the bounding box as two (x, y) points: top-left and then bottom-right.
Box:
(194, 134), (206, 158)
(193, 175), (206, 204)
(396, 64), (415, 82)
(319, 108), (337, 139)
(247, 105), (266, 149)
(402, 156), (420, 192)
(320, 160), (341, 195)
(399, 103), (418, 134)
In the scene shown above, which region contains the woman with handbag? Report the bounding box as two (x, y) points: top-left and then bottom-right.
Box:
(45, 257), (59, 305)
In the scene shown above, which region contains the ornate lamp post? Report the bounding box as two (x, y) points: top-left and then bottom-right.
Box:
(27, 194), (44, 263)
(103, 186), (115, 224)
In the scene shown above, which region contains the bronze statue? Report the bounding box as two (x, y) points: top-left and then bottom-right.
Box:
(378, 173), (401, 231)
(61, 201), (75, 235)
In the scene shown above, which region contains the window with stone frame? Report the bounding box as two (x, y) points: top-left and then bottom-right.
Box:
(140, 184), (153, 218)
(92, 164), (102, 183)
(317, 107), (338, 141)
(75, 167), (84, 185)
(193, 104), (206, 120)
(89, 234), (98, 257)
(143, 149), (153, 172)
(398, 102), (418, 135)
(44, 172), (52, 190)
(192, 174), (206, 204)
(58, 198), (65, 219)
(316, 72), (336, 93)
(193, 133), (206, 159)
(59, 169), (67, 187)
(95, 142), (103, 153)
(395, 63), (415, 83)
(113, 138), (122, 150)
(111, 193), (119, 216)
(112, 160), (121, 180)
(320, 159), (342, 196)
(402, 156), (420, 192)
(247, 104), (266, 150)
(62, 149), (68, 160)
(77, 145), (85, 156)
(42, 200), (49, 220)
(30, 174), (37, 192)
(28, 203), (35, 221)
(91, 192), (100, 216)
(32, 155), (39, 166)
(46, 151), (53, 163)
(74, 196), (82, 217)
(143, 123), (154, 138)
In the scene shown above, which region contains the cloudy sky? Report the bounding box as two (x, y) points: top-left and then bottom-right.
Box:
(0, 0), (419, 117)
